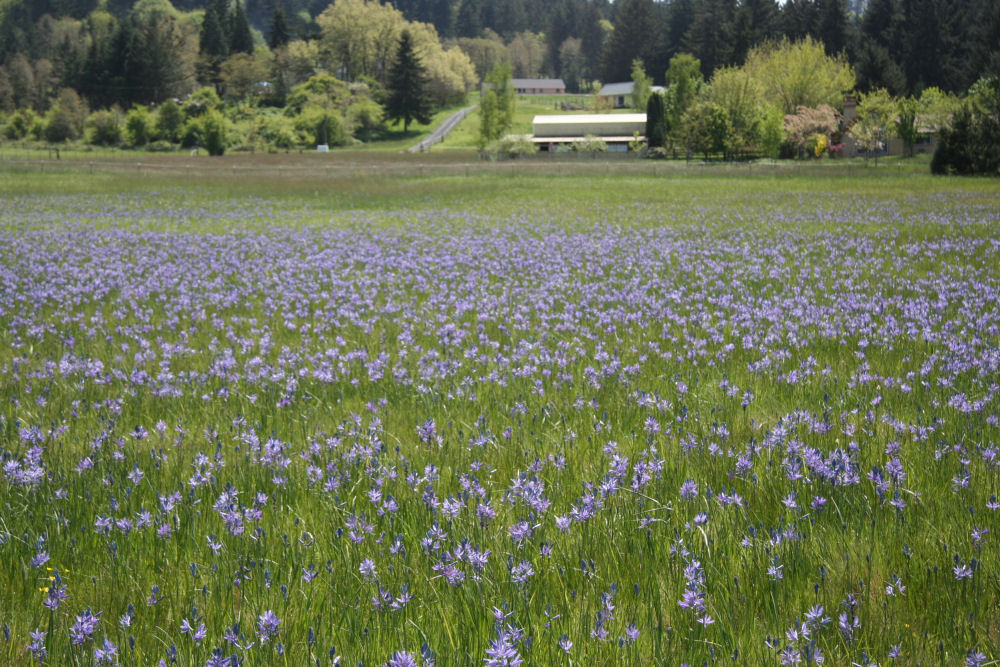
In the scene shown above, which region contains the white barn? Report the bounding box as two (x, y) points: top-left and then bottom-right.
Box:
(531, 114), (647, 151)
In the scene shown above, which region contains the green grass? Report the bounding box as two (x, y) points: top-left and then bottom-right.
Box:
(0, 164), (998, 666)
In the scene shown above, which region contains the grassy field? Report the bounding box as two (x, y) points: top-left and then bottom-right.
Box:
(1, 163), (999, 666)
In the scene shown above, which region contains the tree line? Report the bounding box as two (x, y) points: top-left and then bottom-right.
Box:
(2, 0), (998, 103)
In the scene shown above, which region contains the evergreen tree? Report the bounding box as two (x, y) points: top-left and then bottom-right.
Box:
(200, 0), (229, 60)
(385, 30), (432, 132)
(731, 0), (780, 64)
(781, 0), (819, 42)
(456, 0), (484, 38)
(663, 0), (696, 63)
(684, 0), (736, 77)
(269, 5), (291, 50)
(602, 0), (658, 82)
(229, 1), (255, 55)
(816, 0), (851, 56)
(645, 91), (667, 148)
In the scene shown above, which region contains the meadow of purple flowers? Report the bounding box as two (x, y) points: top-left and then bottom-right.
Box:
(1, 180), (999, 665)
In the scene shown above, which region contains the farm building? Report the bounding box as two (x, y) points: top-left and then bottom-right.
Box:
(512, 78), (566, 95)
(598, 82), (666, 108)
(531, 114), (647, 152)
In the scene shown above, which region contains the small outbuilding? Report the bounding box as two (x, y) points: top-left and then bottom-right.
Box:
(512, 78), (567, 95)
(598, 82), (666, 109)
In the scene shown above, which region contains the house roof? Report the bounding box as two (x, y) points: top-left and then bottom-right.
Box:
(598, 82), (667, 96)
(533, 114), (647, 125)
(599, 82), (634, 96)
(512, 78), (566, 88)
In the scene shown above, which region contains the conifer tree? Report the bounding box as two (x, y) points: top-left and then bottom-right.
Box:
(269, 5), (291, 50)
(229, 1), (254, 55)
(385, 30), (432, 132)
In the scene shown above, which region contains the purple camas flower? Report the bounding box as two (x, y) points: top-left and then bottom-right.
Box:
(70, 608), (101, 645)
(94, 637), (118, 664)
(44, 583), (69, 610)
(385, 651), (420, 667)
(26, 628), (47, 661)
(484, 637), (523, 667)
(965, 650), (989, 667)
(359, 558), (378, 581)
(180, 618), (207, 642)
(257, 610), (281, 643)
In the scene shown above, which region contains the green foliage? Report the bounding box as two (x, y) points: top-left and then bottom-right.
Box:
(895, 97), (919, 156)
(295, 105), (346, 146)
(3, 109), (31, 139)
(201, 109), (228, 155)
(155, 99), (183, 143)
(478, 62), (515, 149)
(346, 98), (385, 142)
(259, 113), (298, 149)
(571, 134), (608, 153)
(645, 92), (667, 149)
(285, 74), (350, 114)
(630, 58), (652, 111)
(682, 100), (732, 158)
(851, 88), (896, 159)
(384, 30), (432, 132)
(183, 87), (223, 119)
(125, 105), (154, 146)
(269, 6), (291, 50)
(180, 117), (203, 148)
(492, 133), (536, 158)
(932, 77), (1000, 176)
(743, 37), (855, 114)
(85, 109), (122, 146)
(43, 89), (88, 143)
(664, 53), (703, 139)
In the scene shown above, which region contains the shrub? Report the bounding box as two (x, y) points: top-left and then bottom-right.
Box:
(3, 109), (31, 139)
(571, 134), (607, 153)
(125, 106), (154, 147)
(493, 133), (535, 158)
(294, 106), (346, 147)
(43, 89), (88, 143)
(146, 140), (175, 152)
(260, 114), (298, 150)
(156, 100), (183, 143)
(201, 110), (228, 156)
(183, 87), (222, 119)
(346, 98), (385, 142)
(85, 110), (122, 146)
(180, 118), (203, 148)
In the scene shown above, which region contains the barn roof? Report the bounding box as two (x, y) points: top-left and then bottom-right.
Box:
(512, 78), (566, 88)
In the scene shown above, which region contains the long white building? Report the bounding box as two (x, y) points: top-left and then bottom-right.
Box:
(531, 114), (647, 152)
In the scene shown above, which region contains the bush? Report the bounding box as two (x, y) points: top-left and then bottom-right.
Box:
(201, 110), (228, 156)
(156, 100), (183, 142)
(85, 110), (122, 146)
(571, 134), (607, 153)
(294, 106), (346, 147)
(346, 98), (385, 142)
(645, 146), (669, 160)
(43, 89), (88, 143)
(146, 140), (175, 152)
(931, 81), (1000, 176)
(180, 118), (203, 148)
(3, 109), (32, 139)
(259, 114), (298, 150)
(125, 106), (154, 147)
(492, 133), (535, 158)
(183, 87), (222, 119)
